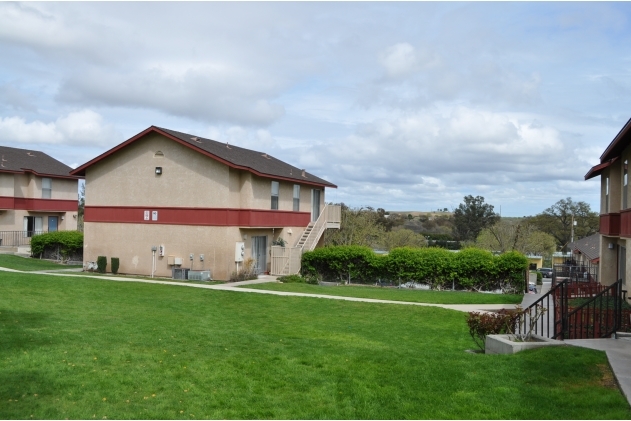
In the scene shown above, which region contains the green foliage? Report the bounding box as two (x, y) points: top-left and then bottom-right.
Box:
(303, 246), (527, 292)
(466, 309), (519, 351)
(272, 237), (287, 247)
(277, 274), (306, 283)
(111, 257), (120, 274)
(528, 197), (599, 252)
(536, 271), (543, 284)
(301, 245), (378, 284)
(30, 230), (83, 259)
(324, 205), (385, 247)
(96, 256), (107, 273)
(453, 195), (500, 241)
(476, 219), (557, 256)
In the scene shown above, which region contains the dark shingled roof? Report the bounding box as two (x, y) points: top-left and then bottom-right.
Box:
(568, 233), (600, 262)
(0, 145), (77, 178)
(71, 126), (336, 188)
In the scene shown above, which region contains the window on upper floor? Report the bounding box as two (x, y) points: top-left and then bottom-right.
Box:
(605, 176), (610, 213)
(42, 177), (52, 199)
(271, 181), (279, 210)
(624, 160), (628, 209)
(293, 185), (300, 211)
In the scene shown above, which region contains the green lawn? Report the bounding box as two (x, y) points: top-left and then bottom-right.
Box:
(242, 282), (524, 304)
(0, 254), (83, 271)
(1, 273), (629, 419)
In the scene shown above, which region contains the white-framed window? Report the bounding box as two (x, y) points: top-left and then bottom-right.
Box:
(624, 160), (628, 209)
(293, 185), (300, 211)
(271, 181), (279, 210)
(42, 177), (52, 199)
(23, 216), (43, 237)
(605, 176), (610, 213)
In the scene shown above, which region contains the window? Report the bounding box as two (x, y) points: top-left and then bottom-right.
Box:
(624, 160), (628, 209)
(293, 185), (300, 211)
(605, 176), (610, 213)
(271, 181), (279, 210)
(42, 177), (52, 199)
(23, 216), (42, 237)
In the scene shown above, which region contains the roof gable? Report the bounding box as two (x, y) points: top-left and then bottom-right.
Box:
(70, 126), (336, 188)
(0, 145), (79, 179)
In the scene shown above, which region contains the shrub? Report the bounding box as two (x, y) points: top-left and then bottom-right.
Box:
(30, 230), (83, 261)
(301, 245), (376, 284)
(277, 274), (305, 283)
(453, 248), (497, 291)
(111, 257), (120, 274)
(96, 256), (107, 273)
(496, 251), (529, 292)
(229, 258), (258, 282)
(536, 271), (543, 285)
(466, 310), (519, 351)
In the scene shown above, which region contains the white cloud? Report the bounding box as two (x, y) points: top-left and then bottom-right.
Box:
(0, 110), (119, 147)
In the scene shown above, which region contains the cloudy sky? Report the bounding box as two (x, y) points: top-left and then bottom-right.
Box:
(1, 2), (630, 216)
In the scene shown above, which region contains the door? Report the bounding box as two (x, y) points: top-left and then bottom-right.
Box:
(48, 216), (59, 232)
(252, 236), (267, 274)
(23, 216), (43, 237)
(311, 189), (321, 222)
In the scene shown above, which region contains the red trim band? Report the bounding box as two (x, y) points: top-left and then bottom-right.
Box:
(85, 206), (311, 227)
(0, 196), (78, 212)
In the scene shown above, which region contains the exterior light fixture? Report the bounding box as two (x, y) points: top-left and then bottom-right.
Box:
(155, 167), (162, 175)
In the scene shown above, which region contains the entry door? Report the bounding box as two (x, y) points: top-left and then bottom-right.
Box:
(48, 216), (59, 232)
(311, 189), (321, 222)
(252, 236), (267, 274)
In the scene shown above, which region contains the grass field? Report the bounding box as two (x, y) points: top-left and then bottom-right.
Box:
(242, 282), (524, 304)
(1, 273), (629, 419)
(0, 255), (82, 271)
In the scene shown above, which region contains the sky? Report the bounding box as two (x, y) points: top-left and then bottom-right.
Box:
(1, 2), (630, 217)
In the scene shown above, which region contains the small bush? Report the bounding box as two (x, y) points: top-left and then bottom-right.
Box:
(96, 256), (107, 274)
(466, 310), (519, 351)
(536, 271), (543, 285)
(30, 230), (83, 261)
(277, 274), (305, 283)
(229, 258), (258, 282)
(111, 257), (120, 274)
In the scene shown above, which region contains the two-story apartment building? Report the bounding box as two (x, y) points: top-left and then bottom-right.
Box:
(70, 126), (338, 280)
(585, 117), (631, 300)
(0, 146), (79, 245)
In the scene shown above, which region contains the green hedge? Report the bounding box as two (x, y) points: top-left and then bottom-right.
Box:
(30, 231), (83, 259)
(301, 245), (528, 292)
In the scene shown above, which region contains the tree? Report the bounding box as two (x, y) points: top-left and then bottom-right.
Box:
(476, 219), (557, 256)
(453, 195), (500, 241)
(528, 197), (599, 252)
(324, 204), (385, 247)
(379, 227), (427, 251)
(77, 181), (85, 232)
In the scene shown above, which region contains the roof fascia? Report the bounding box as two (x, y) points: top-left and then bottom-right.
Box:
(600, 117), (631, 162)
(0, 168), (81, 180)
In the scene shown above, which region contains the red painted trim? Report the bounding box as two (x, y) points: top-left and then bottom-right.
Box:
(0, 196), (78, 212)
(70, 126), (336, 188)
(84, 206), (311, 227)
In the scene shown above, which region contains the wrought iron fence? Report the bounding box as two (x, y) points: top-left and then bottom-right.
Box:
(0, 230), (45, 247)
(552, 262), (598, 286)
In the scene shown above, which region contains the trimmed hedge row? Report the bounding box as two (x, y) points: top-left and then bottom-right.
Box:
(30, 231), (83, 260)
(301, 246), (528, 293)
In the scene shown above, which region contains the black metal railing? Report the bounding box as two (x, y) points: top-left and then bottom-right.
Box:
(517, 279), (628, 340)
(552, 261), (598, 286)
(0, 230), (46, 247)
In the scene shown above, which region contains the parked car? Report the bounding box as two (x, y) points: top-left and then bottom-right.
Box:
(538, 267), (553, 278)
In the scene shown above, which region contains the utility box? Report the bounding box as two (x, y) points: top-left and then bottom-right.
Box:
(235, 242), (245, 262)
(172, 268), (189, 280)
(188, 270), (212, 281)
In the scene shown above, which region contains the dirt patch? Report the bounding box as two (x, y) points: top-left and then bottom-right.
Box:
(597, 363), (618, 389)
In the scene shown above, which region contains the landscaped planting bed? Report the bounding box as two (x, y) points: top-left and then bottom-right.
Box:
(1, 273), (629, 419)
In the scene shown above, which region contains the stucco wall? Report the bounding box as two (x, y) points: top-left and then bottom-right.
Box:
(0, 173), (13, 197)
(84, 222), (306, 280)
(85, 133), (231, 208)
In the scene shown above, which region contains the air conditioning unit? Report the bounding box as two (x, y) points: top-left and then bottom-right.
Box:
(172, 268), (190, 280)
(188, 270), (212, 281)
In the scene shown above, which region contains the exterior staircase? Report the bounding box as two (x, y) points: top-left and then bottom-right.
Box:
(270, 204), (341, 275)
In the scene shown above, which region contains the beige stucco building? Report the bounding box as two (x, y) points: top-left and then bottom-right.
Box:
(585, 118), (631, 302)
(0, 146), (79, 246)
(71, 126), (339, 280)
